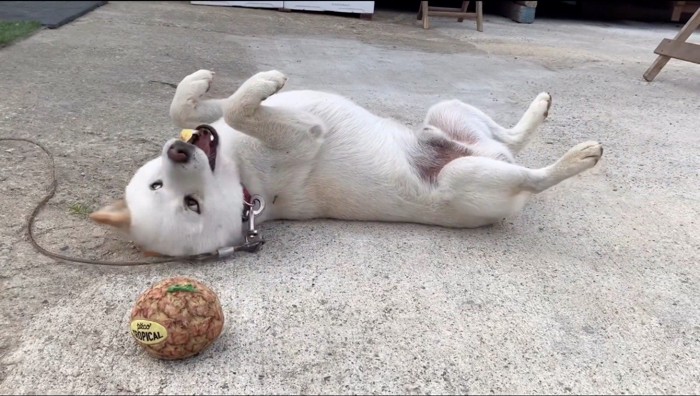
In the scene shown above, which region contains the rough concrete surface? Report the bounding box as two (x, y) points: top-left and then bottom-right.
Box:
(0, 1), (698, 394)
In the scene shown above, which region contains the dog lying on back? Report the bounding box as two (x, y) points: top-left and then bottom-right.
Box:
(90, 70), (602, 256)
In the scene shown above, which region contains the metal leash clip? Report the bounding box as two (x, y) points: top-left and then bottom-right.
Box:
(216, 195), (266, 258)
(239, 194), (266, 253)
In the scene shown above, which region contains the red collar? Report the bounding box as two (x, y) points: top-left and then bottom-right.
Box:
(242, 184), (253, 221)
(243, 185), (252, 207)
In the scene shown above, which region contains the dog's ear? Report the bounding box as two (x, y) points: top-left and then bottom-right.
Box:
(89, 199), (131, 229)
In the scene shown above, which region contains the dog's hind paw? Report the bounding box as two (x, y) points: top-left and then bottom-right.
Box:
(535, 91), (552, 118)
(559, 141), (603, 174)
(528, 91), (552, 122)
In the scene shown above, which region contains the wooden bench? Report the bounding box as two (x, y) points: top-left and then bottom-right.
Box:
(417, 1), (484, 32)
(643, 7), (700, 81)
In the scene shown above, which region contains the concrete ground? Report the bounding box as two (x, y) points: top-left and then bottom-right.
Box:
(1, 1), (698, 394)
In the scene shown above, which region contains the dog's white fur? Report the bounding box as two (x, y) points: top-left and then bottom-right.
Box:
(91, 70), (603, 256)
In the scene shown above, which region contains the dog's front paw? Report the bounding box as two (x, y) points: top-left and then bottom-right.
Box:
(253, 70), (287, 88)
(177, 69), (214, 101)
(247, 70), (288, 101)
(183, 69), (214, 84)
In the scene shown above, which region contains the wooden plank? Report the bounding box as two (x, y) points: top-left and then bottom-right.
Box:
(654, 38), (700, 64)
(498, 1), (536, 23)
(476, 0), (483, 31)
(428, 10), (474, 18)
(429, 6), (465, 12)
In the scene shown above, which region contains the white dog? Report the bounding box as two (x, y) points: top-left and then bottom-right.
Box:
(90, 70), (603, 256)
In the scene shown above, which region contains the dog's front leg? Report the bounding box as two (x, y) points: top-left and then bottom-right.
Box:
(224, 70), (325, 149)
(169, 70), (226, 129)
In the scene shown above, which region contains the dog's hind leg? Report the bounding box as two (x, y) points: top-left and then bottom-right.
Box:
(223, 70), (326, 150)
(425, 140), (602, 227)
(169, 70), (226, 129)
(424, 100), (514, 162)
(425, 92), (551, 156)
(492, 92), (551, 155)
(424, 99), (506, 145)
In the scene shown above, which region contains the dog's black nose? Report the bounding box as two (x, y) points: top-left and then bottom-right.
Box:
(167, 141), (193, 163)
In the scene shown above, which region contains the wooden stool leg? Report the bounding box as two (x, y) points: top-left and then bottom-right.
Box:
(458, 1), (470, 22)
(643, 8), (700, 81)
(672, 1), (686, 22)
(421, 1), (430, 29)
(476, 1), (483, 32)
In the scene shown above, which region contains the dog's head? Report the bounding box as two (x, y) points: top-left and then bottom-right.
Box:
(90, 125), (245, 256)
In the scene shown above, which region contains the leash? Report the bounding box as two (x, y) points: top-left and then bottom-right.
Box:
(0, 137), (265, 267)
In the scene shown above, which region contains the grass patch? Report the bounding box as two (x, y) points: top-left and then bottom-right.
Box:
(69, 202), (93, 217)
(0, 21), (42, 48)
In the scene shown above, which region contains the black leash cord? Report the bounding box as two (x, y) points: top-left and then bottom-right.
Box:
(1, 137), (219, 266)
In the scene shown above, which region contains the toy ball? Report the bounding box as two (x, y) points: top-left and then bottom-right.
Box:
(129, 276), (225, 360)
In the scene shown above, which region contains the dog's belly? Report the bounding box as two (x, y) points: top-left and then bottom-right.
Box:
(261, 133), (427, 221)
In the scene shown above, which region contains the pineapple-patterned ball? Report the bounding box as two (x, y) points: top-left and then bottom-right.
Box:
(129, 277), (225, 360)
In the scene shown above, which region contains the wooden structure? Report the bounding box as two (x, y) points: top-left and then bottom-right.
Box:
(643, 8), (700, 81)
(417, 1), (484, 32)
(672, 1), (700, 22)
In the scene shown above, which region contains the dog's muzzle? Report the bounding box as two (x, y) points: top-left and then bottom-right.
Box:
(167, 140), (194, 163)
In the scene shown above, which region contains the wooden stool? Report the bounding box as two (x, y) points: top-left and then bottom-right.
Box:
(417, 1), (484, 32)
(643, 7), (700, 81)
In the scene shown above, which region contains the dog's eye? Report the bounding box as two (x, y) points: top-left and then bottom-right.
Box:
(184, 196), (201, 214)
(150, 180), (163, 190)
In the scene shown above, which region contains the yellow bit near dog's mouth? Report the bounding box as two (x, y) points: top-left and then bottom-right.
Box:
(180, 129), (196, 142)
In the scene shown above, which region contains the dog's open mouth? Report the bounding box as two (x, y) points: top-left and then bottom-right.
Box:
(189, 125), (219, 171)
